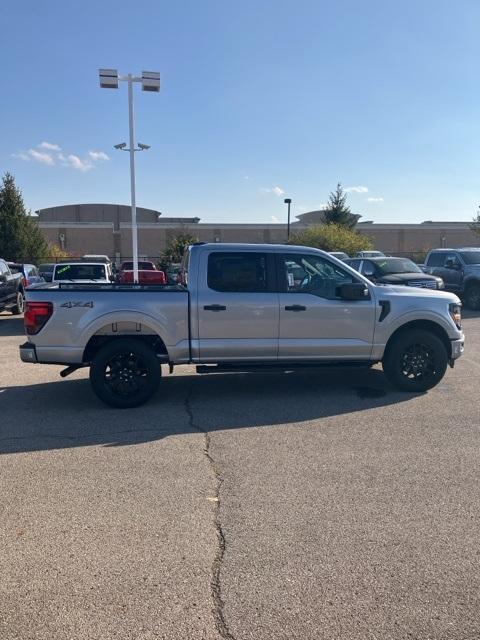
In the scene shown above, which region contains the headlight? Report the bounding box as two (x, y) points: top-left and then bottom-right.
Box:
(437, 279), (445, 289)
(449, 303), (462, 329)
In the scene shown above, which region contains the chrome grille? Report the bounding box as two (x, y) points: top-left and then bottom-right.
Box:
(407, 280), (436, 289)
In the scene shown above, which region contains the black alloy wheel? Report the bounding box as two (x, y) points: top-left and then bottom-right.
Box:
(383, 329), (448, 392)
(90, 338), (161, 408)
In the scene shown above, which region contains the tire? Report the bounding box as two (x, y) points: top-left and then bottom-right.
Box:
(382, 329), (448, 392)
(11, 290), (25, 315)
(464, 283), (480, 310)
(89, 338), (161, 408)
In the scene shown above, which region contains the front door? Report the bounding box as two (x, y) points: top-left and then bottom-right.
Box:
(195, 250), (279, 362)
(277, 252), (376, 360)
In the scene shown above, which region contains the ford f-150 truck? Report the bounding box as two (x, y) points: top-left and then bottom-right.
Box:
(19, 243), (465, 407)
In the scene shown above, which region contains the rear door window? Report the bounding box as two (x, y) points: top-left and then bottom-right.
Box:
(426, 252), (445, 267)
(207, 252), (270, 292)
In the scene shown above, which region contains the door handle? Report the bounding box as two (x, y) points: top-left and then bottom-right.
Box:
(203, 304), (227, 311)
(285, 305), (306, 311)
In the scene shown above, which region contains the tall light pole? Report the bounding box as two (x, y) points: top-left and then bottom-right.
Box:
(284, 198), (292, 241)
(99, 69), (160, 284)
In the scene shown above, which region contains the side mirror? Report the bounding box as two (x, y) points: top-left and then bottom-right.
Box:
(445, 259), (460, 270)
(0, 274), (6, 283)
(337, 282), (369, 300)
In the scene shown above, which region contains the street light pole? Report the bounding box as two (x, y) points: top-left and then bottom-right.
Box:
(284, 198), (292, 241)
(99, 69), (160, 284)
(127, 75), (139, 284)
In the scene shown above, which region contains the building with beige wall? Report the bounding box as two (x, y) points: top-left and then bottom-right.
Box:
(36, 203), (480, 262)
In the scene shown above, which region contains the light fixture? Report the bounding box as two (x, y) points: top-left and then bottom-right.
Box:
(114, 142), (127, 150)
(141, 71), (160, 92)
(137, 143), (150, 150)
(99, 69), (119, 89)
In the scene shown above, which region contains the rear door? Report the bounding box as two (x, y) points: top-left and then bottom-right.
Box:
(196, 250), (279, 361)
(0, 260), (14, 304)
(276, 252), (375, 360)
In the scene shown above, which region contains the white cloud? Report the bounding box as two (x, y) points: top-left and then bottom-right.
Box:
(12, 152), (30, 161)
(367, 197), (384, 202)
(39, 141), (61, 151)
(345, 185), (369, 193)
(28, 149), (55, 166)
(270, 216), (281, 224)
(243, 175), (250, 180)
(88, 150), (109, 162)
(67, 154), (92, 172)
(260, 185), (285, 197)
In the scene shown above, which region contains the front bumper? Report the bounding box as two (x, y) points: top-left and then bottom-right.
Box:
(450, 336), (464, 361)
(19, 342), (38, 363)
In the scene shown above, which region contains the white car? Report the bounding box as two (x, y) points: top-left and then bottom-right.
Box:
(355, 250), (386, 258)
(52, 262), (112, 283)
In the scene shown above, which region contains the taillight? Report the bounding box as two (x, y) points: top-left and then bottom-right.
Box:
(24, 302), (53, 335)
(22, 277), (28, 288)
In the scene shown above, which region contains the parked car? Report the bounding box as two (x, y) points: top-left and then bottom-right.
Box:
(0, 258), (25, 314)
(118, 269), (166, 285)
(422, 248), (480, 309)
(328, 252), (349, 261)
(346, 257), (444, 290)
(82, 254), (111, 264)
(355, 250), (386, 258)
(52, 262), (113, 283)
(20, 243), (464, 407)
(38, 263), (56, 282)
(118, 261), (166, 285)
(7, 263), (45, 288)
(165, 263), (182, 284)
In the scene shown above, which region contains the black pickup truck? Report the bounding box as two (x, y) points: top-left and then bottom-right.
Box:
(422, 248), (480, 310)
(0, 259), (25, 314)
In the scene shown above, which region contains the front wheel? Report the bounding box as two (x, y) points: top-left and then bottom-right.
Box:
(464, 283), (480, 310)
(383, 329), (448, 392)
(11, 290), (25, 315)
(90, 338), (161, 408)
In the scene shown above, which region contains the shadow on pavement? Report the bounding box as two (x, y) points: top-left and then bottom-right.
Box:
(0, 367), (415, 455)
(0, 315), (24, 337)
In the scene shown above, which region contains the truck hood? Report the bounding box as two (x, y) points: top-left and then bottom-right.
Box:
(379, 272), (440, 284)
(372, 283), (460, 304)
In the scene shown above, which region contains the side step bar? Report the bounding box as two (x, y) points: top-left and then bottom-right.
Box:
(196, 362), (376, 375)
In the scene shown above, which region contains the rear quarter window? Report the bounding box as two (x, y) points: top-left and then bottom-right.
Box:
(426, 252), (446, 267)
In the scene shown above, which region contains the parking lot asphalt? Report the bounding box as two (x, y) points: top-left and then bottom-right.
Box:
(0, 311), (479, 639)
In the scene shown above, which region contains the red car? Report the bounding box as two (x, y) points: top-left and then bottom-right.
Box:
(118, 261), (166, 285)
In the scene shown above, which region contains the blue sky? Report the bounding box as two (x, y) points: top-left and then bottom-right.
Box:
(2, 0), (480, 224)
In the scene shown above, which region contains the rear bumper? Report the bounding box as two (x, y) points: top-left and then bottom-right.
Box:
(19, 342), (38, 363)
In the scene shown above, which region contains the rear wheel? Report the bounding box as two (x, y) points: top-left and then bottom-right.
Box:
(383, 329), (448, 392)
(90, 338), (161, 408)
(11, 290), (25, 315)
(464, 283), (480, 310)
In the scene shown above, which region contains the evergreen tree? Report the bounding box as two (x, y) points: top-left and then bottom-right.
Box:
(470, 206), (480, 237)
(0, 173), (48, 262)
(159, 233), (198, 267)
(322, 183), (360, 229)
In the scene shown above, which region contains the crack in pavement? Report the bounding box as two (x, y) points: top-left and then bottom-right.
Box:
(184, 380), (235, 640)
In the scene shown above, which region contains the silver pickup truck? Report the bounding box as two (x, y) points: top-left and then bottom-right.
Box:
(20, 243), (465, 407)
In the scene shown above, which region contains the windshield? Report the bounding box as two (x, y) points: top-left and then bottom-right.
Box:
(375, 258), (422, 275)
(54, 264), (107, 280)
(459, 251), (480, 265)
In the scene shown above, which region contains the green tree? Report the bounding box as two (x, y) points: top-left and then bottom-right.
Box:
(289, 223), (373, 255)
(470, 206), (480, 237)
(322, 183), (360, 229)
(0, 173), (49, 262)
(159, 233), (198, 267)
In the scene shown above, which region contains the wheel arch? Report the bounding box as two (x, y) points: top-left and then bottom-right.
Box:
(384, 320), (452, 360)
(82, 328), (169, 364)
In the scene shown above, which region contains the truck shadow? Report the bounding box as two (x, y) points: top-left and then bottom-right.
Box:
(0, 367), (417, 455)
(0, 315), (24, 337)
